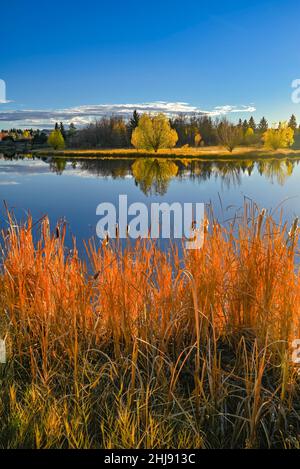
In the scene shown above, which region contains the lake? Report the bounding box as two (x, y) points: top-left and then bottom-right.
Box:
(1, 155), (300, 254)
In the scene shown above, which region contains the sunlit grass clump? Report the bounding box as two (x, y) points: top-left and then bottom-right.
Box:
(0, 205), (300, 448)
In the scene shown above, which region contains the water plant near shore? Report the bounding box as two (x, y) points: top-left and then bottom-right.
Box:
(0, 205), (300, 448)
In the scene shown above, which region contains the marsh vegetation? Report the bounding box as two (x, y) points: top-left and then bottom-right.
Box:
(0, 205), (300, 448)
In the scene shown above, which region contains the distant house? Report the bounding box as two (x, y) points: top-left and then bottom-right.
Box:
(0, 131), (8, 141)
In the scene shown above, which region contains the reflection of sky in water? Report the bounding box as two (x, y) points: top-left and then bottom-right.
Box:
(0, 156), (300, 255)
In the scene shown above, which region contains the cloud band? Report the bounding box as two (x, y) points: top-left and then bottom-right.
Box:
(0, 101), (256, 128)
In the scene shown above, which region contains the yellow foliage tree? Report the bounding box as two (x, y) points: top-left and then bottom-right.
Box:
(22, 130), (31, 139)
(244, 127), (255, 145)
(245, 127), (254, 137)
(194, 132), (202, 147)
(131, 113), (178, 152)
(48, 129), (65, 150)
(262, 123), (294, 150)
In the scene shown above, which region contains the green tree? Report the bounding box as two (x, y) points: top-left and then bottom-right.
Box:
(258, 117), (268, 133)
(129, 110), (140, 131)
(48, 129), (65, 150)
(33, 131), (47, 145)
(248, 116), (256, 131)
(242, 119), (248, 134)
(131, 113), (178, 152)
(66, 123), (77, 146)
(68, 122), (76, 136)
(288, 114), (297, 131)
(59, 122), (66, 140)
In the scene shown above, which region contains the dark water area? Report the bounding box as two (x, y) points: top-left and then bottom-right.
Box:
(0, 154), (300, 256)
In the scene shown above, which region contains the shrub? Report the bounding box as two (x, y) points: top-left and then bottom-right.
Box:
(217, 119), (243, 152)
(262, 123), (294, 150)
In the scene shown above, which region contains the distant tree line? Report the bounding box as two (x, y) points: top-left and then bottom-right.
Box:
(66, 111), (299, 151)
(0, 128), (48, 145)
(0, 122), (76, 148)
(2, 111), (298, 153)
(69, 112), (220, 149)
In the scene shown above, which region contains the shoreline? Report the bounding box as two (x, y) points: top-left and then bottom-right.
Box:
(26, 146), (300, 161)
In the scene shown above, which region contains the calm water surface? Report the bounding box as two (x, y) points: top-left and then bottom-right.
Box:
(1, 155), (300, 253)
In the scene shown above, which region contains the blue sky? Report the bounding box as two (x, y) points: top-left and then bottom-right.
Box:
(1, 0), (300, 128)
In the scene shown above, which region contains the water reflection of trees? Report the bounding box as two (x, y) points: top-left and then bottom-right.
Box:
(0, 153), (30, 160)
(79, 159), (133, 179)
(42, 156), (300, 190)
(132, 158), (178, 195)
(215, 161), (254, 189)
(49, 158), (67, 175)
(48, 158), (134, 178)
(257, 159), (294, 185)
(176, 160), (255, 188)
(176, 159), (297, 188)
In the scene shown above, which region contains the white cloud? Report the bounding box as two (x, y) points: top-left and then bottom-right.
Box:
(0, 101), (256, 128)
(0, 181), (20, 185)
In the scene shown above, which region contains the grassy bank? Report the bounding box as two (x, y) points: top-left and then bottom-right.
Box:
(29, 145), (300, 160)
(0, 206), (300, 448)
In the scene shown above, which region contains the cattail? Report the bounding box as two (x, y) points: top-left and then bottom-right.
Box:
(102, 232), (109, 247)
(93, 270), (100, 280)
(204, 218), (209, 234)
(256, 208), (266, 239)
(42, 218), (50, 240)
(288, 217), (299, 239)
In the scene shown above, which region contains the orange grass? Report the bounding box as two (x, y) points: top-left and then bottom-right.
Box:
(0, 205), (300, 448)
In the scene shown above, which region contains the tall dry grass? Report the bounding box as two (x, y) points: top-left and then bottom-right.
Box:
(0, 205), (300, 448)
